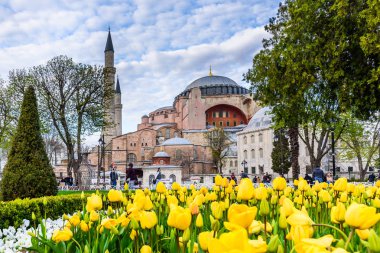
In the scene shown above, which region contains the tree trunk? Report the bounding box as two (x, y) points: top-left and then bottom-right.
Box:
(288, 127), (300, 180)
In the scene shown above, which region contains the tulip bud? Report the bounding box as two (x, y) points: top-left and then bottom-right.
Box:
(182, 228), (191, 242)
(107, 206), (113, 216)
(335, 239), (345, 249)
(368, 229), (380, 252)
(130, 218), (140, 230)
(81, 191), (85, 199)
(110, 225), (119, 235)
(259, 199), (270, 216)
(156, 224), (163, 235)
(43, 197), (47, 206)
(271, 195), (278, 205)
(32, 212), (36, 221)
(84, 245), (90, 253)
(211, 219), (220, 232)
(267, 235), (280, 253)
(279, 212), (287, 230)
(277, 245), (284, 253)
(196, 214), (203, 228)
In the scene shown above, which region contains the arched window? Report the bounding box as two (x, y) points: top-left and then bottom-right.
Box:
(165, 128), (171, 139)
(251, 135), (254, 143)
(243, 150), (247, 160)
(127, 153), (137, 163)
(251, 149), (255, 159)
(230, 160), (233, 167)
(243, 136), (247, 144)
(169, 174), (176, 183)
(259, 148), (263, 158)
(259, 133), (263, 142)
(235, 160), (238, 167)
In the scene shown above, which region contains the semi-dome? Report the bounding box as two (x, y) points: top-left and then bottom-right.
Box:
(161, 137), (192, 146)
(244, 107), (273, 131)
(186, 75), (238, 90)
(153, 151), (170, 158)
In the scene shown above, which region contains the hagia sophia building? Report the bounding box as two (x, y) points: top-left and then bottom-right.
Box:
(84, 30), (261, 186)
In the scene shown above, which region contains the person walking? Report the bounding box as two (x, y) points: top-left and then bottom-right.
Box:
(368, 173), (376, 183)
(230, 172), (237, 183)
(153, 168), (162, 189)
(126, 163), (138, 189)
(110, 167), (118, 189)
(325, 172), (333, 184)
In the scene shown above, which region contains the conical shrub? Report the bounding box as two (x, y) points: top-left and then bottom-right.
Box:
(1, 86), (57, 200)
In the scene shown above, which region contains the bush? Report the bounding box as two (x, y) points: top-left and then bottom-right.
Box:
(0, 194), (87, 229)
(1, 86), (57, 200)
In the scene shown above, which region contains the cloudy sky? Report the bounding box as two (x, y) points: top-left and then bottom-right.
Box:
(0, 0), (280, 145)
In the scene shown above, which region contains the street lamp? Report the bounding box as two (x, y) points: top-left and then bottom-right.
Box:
(98, 134), (105, 187)
(273, 129), (285, 176)
(331, 128), (336, 179)
(241, 160), (247, 174)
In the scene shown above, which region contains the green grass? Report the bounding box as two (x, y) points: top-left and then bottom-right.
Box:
(58, 190), (108, 196)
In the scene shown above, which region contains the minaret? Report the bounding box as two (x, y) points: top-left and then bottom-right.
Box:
(114, 76), (122, 136)
(103, 28), (116, 144)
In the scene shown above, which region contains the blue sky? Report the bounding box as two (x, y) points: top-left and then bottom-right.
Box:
(0, 0), (280, 145)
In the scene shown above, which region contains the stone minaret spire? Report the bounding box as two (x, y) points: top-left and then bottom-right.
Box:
(114, 76), (122, 136)
(103, 28), (116, 144)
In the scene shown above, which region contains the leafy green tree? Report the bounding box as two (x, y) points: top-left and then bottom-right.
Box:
(271, 129), (291, 175)
(339, 114), (380, 180)
(204, 127), (232, 174)
(1, 86), (57, 201)
(0, 79), (17, 149)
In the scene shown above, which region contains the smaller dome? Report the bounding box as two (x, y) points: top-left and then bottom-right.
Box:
(142, 115), (149, 118)
(244, 107), (273, 131)
(153, 151), (170, 158)
(161, 137), (192, 146)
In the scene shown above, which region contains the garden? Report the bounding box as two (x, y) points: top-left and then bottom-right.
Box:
(0, 176), (380, 252)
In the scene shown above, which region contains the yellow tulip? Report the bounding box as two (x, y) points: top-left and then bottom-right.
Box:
(86, 194), (102, 212)
(108, 189), (123, 202)
(312, 181), (322, 192)
(227, 204), (257, 228)
(287, 210), (314, 227)
(373, 198), (380, 208)
(196, 213), (203, 227)
(255, 187), (268, 200)
(318, 190), (331, 203)
(156, 181), (167, 193)
(215, 175), (223, 186)
(144, 196), (154, 210)
(167, 205), (192, 230)
(90, 210), (99, 222)
(198, 231), (213, 251)
(345, 203), (380, 229)
(80, 221), (89, 232)
(346, 183), (355, 193)
(52, 227), (73, 243)
(221, 178), (229, 188)
(281, 197), (295, 217)
(211, 201), (225, 219)
(172, 182), (181, 191)
(130, 229), (137, 240)
(237, 178), (254, 200)
(247, 237), (267, 252)
(101, 218), (118, 230)
(298, 180), (309, 191)
(248, 220), (262, 234)
(272, 177), (287, 191)
(356, 229), (370, 240)
(286, 225), (313, 245)
(69, 214), (80, 227)
(294, 234), (334, 252)
(340, 192), (348, 203)
(140, 211), (158, 229)
(167, 195), (179, 207)
(331, 202), (346, 224)
(376, 180), (380, 188)
(208, 229), (252, 253)
(333, 178), (347, 192)
(117, 213), (130, 227)
(140, 245), (152, 253)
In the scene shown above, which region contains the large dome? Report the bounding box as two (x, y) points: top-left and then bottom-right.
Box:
(177, 75), (249, 98)
(186, 75), (238, 90)
(244, 107), (273, 131)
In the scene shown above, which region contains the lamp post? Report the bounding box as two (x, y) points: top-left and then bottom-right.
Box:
(241, 160), (247, 174)
(274, 129), (285, 176)
(331, 128), (336, 179)
(98, 134), (105, 187)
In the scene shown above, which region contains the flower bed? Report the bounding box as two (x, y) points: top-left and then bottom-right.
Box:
(0, 194), (86, 229)
(27, 178), (380, 252)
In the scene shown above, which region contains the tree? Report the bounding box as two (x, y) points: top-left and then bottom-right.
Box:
(339, 115), (380, 180)
(1, 86), (57, 200)
(204, 127), (232, 174)
(271, 129), (291, 175)
(8, 56), (109, 184)
(0, 79), (17, 149)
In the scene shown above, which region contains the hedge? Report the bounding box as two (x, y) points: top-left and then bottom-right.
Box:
(0, 194), (88, 229)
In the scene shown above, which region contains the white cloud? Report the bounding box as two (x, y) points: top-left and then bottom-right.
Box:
(0, 0), (280, 146)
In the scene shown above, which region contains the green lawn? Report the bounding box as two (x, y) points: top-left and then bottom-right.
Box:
(58, 190), (109, 196)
